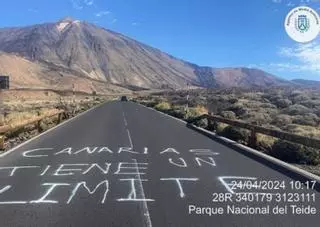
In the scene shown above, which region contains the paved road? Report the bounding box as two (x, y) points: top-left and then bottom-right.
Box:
(0, 101), (319, 227)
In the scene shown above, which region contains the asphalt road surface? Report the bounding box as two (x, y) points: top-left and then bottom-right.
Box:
(0, 101), (319, 227)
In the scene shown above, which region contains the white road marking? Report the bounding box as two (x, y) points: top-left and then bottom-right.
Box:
(123, 111), (128, 126)
(160, 178), (199, 198)
(67, 180), (109, 204)
(121, 107), (152, 226)
(127, 129), (133, 149)
(122, 109), (133, 149)
(39, 165), (51, 176)
(30, 183), (70, 204)
(0, 201), (28, 205)
(114, 162), (148, 175)
(133, 158), (153, 227)
(118, 147), (139, 154)
(168, 158), (187, 168)
(189, 149), (220, 156)
(0, 185), (11, 194)
(160, 148), (180, 155)
(0, 185), (28, 204)
(195, 157), (216, 167)
(23, 148), (53, 158)
(0, 166), (40, 176)
(117, 178), (154, 202)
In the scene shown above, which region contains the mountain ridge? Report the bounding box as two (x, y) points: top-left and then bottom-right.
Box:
(291, 79), (320, 87)
(0, 17), (293, 91)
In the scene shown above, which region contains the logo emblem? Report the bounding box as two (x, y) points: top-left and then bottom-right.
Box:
(285, 6), (320, 43)
(296, 15), (310, 33)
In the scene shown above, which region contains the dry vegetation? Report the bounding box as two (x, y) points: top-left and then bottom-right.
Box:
(134, 87), (320, 175)
(0, 90), (114, 150)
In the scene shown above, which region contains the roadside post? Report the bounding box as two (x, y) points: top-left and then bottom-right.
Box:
(0, 135), (4, 150)
(0, 89), (4, 151)
(185, 82), (190, 112)
(0, 89), (3, 126)
(0, 75), (9, 126)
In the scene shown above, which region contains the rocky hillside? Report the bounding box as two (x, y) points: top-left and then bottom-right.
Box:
(193, 66), (291, 88)
(0, 52), (130, 94)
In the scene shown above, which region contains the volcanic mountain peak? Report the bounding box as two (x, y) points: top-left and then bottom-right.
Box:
(0, 18), (293, 90)
(58, 16), (76, 23)
(56, 17), (81, 32)
(56, 21), (70, 32)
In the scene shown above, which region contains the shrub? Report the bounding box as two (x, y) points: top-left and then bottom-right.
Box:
(273, 99), (292, 109)
(268, 141), (320, 165)
(95, 97), (102, 102)
(194, 118), (208, 128)
(291, 94), (310, 104)
(0, 114), (4, 126)
(228, 104), (248, 116)
(263, 94), (283, 103)
(260, 103), (277, 109)
(170, 96), (188, 106)
(189, 98), (207, 108)
(272, 114), (292, 127)
(282, 104), (312, 116)
(154, 102), (171, 111)
(315, 108), (320, 118)
(243, 92), (263, 101)
(184, 105), (207, 119)
(167, 108), (186, 119)
(229, 98), (238, 104)
(299, 99), (320, 109)
(145, 101), (157, 108)
(216, 123), (228, 134)
(256, 134), (277, 153)
(292, 114), (319, 127)
(207, 97), (231, 114)
(283, 124), (320, 138)
(220, 111), (236, 119)
(242, 112), (272, 125)
(194, 105), (208, 115)
(218, 126), (249, 143)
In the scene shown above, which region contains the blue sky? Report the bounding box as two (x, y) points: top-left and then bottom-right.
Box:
(0, 0), (319, 81)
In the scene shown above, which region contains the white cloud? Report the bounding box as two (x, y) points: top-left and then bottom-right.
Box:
(95, 11), (110, 17)
(251, 41), (320, 76)
(272, 0), (282, 3)
(70, 0), (94, 10)
(84, 0), (94, 6)
(70, 0), (83, 10)
(278, 41), (320, 74)
(132, 22), (140, 26)
(112, 19), (118, 24)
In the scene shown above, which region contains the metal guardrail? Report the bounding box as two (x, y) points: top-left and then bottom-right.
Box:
(191, 114), (320, 150)
(0, 110), (65, 150)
